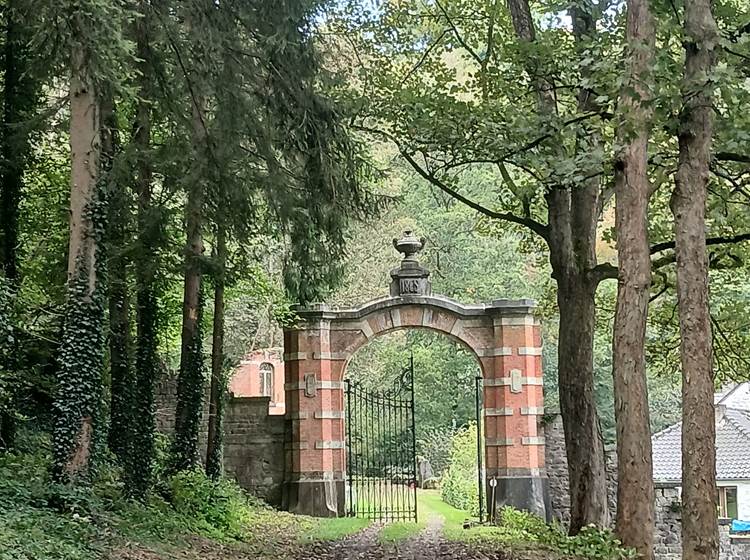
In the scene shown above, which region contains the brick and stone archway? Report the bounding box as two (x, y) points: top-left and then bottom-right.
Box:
(282, 232), (548, 519)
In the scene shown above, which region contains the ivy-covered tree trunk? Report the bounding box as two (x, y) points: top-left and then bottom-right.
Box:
(172, 61), (207, 472)
(130, 4), (159, 498)
(53, 40), (105, 482)
(673, 2), (720, 559)
(102, 93), (135, 466)
(612, 0), (656, 556)
(0, 0), (36, 282)
(0, 0), (38, 451)
(206, 227), (226, 480)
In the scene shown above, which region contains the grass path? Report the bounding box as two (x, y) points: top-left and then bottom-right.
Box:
(378, 489), (474, 543)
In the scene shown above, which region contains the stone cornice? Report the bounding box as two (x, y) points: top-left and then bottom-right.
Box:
(292, 295), (537, 323)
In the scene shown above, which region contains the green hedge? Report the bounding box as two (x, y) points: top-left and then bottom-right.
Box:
(441, 423), (479, 516)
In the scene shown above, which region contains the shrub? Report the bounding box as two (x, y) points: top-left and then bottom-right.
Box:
(168, 468), (254, 538)
(557, 525), (637, 559)
(417, 426), (457, 476)
(497, 507), (636, 559)
(441, 423), (479, 516)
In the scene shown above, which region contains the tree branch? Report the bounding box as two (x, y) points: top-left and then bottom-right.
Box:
(590, 262), (618, 282)
(400, 29), (450, 85)
(715, 152), (750, 164)
(650, 232), (750, 254)
(434, 0), (483, 65)
(400, 150), (550, 240)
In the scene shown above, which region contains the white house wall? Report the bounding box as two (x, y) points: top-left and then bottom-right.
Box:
(718, 480), (750, 520)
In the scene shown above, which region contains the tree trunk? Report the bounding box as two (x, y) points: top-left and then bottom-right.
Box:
(53, 40), (104, 482)
(673, 2), (720, 559)
(508, 0), (609, 531)
(611, 0), (656, 557)
(103, 94), (135, 466)
(0, 0), (38, 451)
(556, 270), (610, 533)
(0, 0), (35, 282)
(130, 4), (159, 499)
(206, 227), (226, 480)
(172, 38), (208, 471)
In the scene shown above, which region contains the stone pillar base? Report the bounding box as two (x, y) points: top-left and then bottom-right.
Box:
(486, 475), (550, 522)
(283, 478), (346, 518)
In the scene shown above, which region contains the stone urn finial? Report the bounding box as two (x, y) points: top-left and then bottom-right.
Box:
(390, 230), (431, 297)
(393, 230), (427, 261)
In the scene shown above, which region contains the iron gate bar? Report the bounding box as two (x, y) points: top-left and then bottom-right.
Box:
(345, 355), (418, 522)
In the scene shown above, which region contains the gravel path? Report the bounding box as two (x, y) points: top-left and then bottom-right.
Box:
(299, 515), (510, 560)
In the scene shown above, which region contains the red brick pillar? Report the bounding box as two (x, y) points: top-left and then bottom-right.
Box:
(282, 308), (346, 517)
(483, 303), (548, 520)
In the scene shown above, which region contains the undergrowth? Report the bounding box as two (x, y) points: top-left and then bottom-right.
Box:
(420, 490), (635, 560)
(0, 432), (365, 560)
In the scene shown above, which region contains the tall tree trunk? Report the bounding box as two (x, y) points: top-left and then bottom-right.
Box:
(555, 267), (610, 533)
(130, 5), (159, 499)
(53, 40), (104, 482)
(673, 2), (720, 559)
(206, 227), (226, 480)
(612, 0), (656, 556)
(508, 0), (609, 531)
(0, 0), (34, 282)
(172, 180), (204, 470)
(172, 33), (208, 470)
(103, 94), (135, 466)
(0, 0), (37, 451)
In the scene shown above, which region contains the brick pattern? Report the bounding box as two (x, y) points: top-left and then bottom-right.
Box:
(284, 323), (346, 481)
(230, 348), (285, 415)
(285, 301), (546, 500)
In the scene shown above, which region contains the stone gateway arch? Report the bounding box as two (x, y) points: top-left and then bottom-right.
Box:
(282, 232), (548, 519)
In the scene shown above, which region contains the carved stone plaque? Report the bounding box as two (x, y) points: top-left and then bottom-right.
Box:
(510, 369), (522, 394)
(400, 278), (421, 295)
(303, 373), (317, 398)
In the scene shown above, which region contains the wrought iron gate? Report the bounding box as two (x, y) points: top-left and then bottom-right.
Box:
(345, 355), (418, 522)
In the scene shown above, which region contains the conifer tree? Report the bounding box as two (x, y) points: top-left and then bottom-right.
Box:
(0, 0), (41, 451)
(45, 0), (133, 482)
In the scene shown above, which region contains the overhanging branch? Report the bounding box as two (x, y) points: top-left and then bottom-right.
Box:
(650, 232), (750, 254)
(400, 151), (550, 241)
(715, 152), (750, 164)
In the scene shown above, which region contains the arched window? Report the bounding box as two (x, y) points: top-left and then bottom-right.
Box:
(259, 362), (274, 400)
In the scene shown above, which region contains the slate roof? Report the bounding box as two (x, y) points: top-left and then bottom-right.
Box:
(652, 407), (750, 482)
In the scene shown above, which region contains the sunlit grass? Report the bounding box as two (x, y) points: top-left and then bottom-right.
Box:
(302, 516), (371, 542)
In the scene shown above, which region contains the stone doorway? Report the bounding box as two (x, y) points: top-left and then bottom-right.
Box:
(281, 232), (548, 519)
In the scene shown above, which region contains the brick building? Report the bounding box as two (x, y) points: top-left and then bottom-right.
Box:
(229, 348), (285, 415)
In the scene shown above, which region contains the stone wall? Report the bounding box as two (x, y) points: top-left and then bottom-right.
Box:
(543, 412), (571, 526)
(653, 486), (682, 559)
(545, 412), (750, 560)
(654, 486), (750, 560)
(542, 412), (617, 526)
(155, 375), (285, 506)
(223, 396), (285, 506)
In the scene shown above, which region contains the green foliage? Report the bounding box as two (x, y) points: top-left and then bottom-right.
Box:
(0, 279), (17, 431)
(418, 490), (634, 559)
(441, 423), (479, 516)
(0, 431), (372, 558)
(171, 286), (206, 473)
(417, 426), (457, 478)
(52, 241), (107, 482)
(494, 508), (636, 559)
(167, 468), (255, 538)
